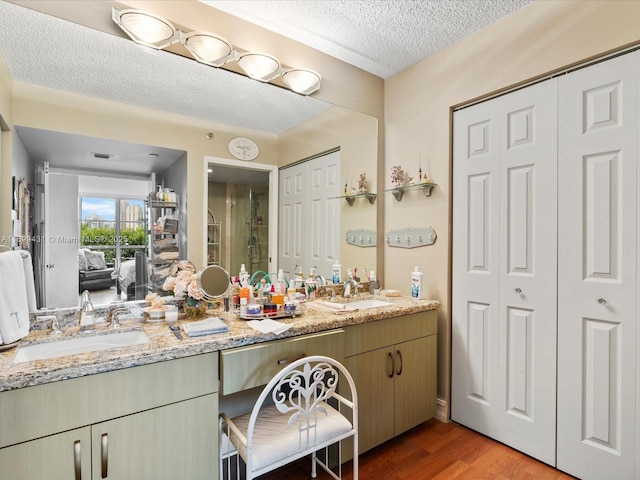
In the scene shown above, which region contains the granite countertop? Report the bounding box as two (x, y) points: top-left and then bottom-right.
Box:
(0, 295), (439, 392)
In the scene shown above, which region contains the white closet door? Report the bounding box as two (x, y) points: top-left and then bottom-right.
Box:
(452, 79), (558, 464)
(452, 97), (502, 439)
(497, 80), (557, 465)
(557, 50), (638, 480)
(278, 151), (340, 279)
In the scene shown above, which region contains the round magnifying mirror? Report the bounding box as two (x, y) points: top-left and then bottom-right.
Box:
(197, 265), (231, 300)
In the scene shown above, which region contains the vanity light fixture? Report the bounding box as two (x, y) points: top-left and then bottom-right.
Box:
(180, 31), (235, 67)
(237, 53), (281, 82)
(282, 69), (321, 95)
(111, 7), (321, 95)
(112, 8), (179, 49)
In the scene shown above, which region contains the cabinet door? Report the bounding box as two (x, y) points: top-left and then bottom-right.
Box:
(557, 49), (638, 480)
(344, 348), (394, 453)
(393, 335), (437, 436)
(0, 427), (91, 480)
(92, 394), (217, 480)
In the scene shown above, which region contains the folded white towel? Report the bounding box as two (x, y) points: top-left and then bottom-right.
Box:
(182, 317), (229, 337)
(0, 251), (31, 344)
(247, 319), (292, 335)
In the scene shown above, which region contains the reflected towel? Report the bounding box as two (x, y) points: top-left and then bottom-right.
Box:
(20, 250), (37, 312)
(182, 317), (229, 337)
(247, 319), (292, 335)
(0, 251), (31, 344)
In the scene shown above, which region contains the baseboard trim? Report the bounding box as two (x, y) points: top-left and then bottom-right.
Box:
(435, 396), (448, 423)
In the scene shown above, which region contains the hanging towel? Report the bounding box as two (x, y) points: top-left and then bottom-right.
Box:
(0, 251), (31, 344)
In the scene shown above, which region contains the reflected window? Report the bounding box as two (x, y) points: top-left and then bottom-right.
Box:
(80, 197), (146, 265)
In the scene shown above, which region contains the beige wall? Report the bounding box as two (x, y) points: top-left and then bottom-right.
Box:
(384, 0), (640, 411)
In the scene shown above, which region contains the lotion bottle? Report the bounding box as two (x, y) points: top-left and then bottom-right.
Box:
(332, 260), (342, 284)
(411, 266), (423, 299)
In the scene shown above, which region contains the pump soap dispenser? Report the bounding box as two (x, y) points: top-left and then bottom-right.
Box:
(79, 290), (95, 331)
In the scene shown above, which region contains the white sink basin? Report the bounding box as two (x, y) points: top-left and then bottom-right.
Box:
(348, 299), (394, 309)
(14, 330), (150, 363)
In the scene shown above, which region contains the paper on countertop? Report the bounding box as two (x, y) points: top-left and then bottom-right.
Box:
(247, 319), (292, 335)
(182, 316), (229, 337)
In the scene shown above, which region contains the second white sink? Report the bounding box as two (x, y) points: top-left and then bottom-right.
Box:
(14, 330), (150, 363)
(348, 299), (394, 309)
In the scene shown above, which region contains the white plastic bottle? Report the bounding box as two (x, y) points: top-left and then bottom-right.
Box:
(332, 260), (342, 284)
(411, 266), (423, 299)
(277, 269), (286, 294)
(239, 264), (249, 287)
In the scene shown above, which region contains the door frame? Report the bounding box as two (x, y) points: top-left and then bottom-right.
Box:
(203, 156), (278, 274)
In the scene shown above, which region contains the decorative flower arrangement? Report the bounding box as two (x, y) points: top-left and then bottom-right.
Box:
(358, 173), (367, 192)
(390, 165), (406, 188)
(163, 260), (206, 316)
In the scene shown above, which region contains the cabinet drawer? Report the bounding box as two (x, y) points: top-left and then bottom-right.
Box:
(220, 330), (345, 395)
(0, 352), (218, 448)
(345, 311), (437, 357)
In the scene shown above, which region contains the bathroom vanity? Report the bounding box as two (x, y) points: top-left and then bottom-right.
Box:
(0, 296), (438, 479)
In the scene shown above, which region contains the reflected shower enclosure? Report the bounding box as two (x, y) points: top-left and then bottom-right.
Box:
(231, 185), (269, 275)
(208, 175), (269, 278)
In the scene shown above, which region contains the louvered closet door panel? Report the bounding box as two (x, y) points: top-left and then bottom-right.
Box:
(557, 51), (638, 480)
(497, 79), (558, 465)
(452, 97), (502, 438)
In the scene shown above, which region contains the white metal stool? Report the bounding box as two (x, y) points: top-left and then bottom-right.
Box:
(219, 355), (358, 480)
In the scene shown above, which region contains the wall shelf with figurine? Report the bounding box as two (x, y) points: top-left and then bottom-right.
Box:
(386, 182), (437, 201)
(335, 192), (377, 206)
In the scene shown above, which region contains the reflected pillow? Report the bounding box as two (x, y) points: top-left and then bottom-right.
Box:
(84, 249), (108, 270)
(78, 249), (88, 271)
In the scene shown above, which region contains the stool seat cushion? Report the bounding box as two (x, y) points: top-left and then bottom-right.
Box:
(229, 401), (352, 472)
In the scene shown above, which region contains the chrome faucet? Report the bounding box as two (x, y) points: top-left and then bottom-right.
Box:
(343, 278), (360, 298)
(107, 304), (128, 328)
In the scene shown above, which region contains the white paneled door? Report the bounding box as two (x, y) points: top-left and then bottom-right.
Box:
(278, 151), (341, 279)
(557, 51), (638, 480)
(452, 78), (558, 465)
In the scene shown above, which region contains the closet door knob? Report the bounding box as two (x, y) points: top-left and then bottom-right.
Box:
(598, 298), (607, 305)
(514, 288), (522, 294)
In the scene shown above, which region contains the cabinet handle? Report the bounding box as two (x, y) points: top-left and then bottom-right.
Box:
(396, 350), (403, 376)
(387, 352), (395, 378)
(277, 353), (306, 365)
(101, 433), (108, 479)
(73, 440), (82, 480)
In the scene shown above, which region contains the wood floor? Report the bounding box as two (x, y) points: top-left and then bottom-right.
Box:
(260, 419), (577, 480)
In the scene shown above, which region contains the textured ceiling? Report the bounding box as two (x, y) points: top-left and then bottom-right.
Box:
(205, 0), (533, 79)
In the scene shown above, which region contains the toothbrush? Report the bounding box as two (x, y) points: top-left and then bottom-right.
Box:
(362, 267), (370, 281)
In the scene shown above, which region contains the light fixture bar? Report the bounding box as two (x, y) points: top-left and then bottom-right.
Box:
(112, 7), (320, 93)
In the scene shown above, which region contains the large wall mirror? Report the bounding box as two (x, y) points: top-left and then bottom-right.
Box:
(0, 2), (378, 310)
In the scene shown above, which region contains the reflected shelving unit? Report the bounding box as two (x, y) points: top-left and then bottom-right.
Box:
(386, 182), (437, 201)
(334, 192), (377, 206)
